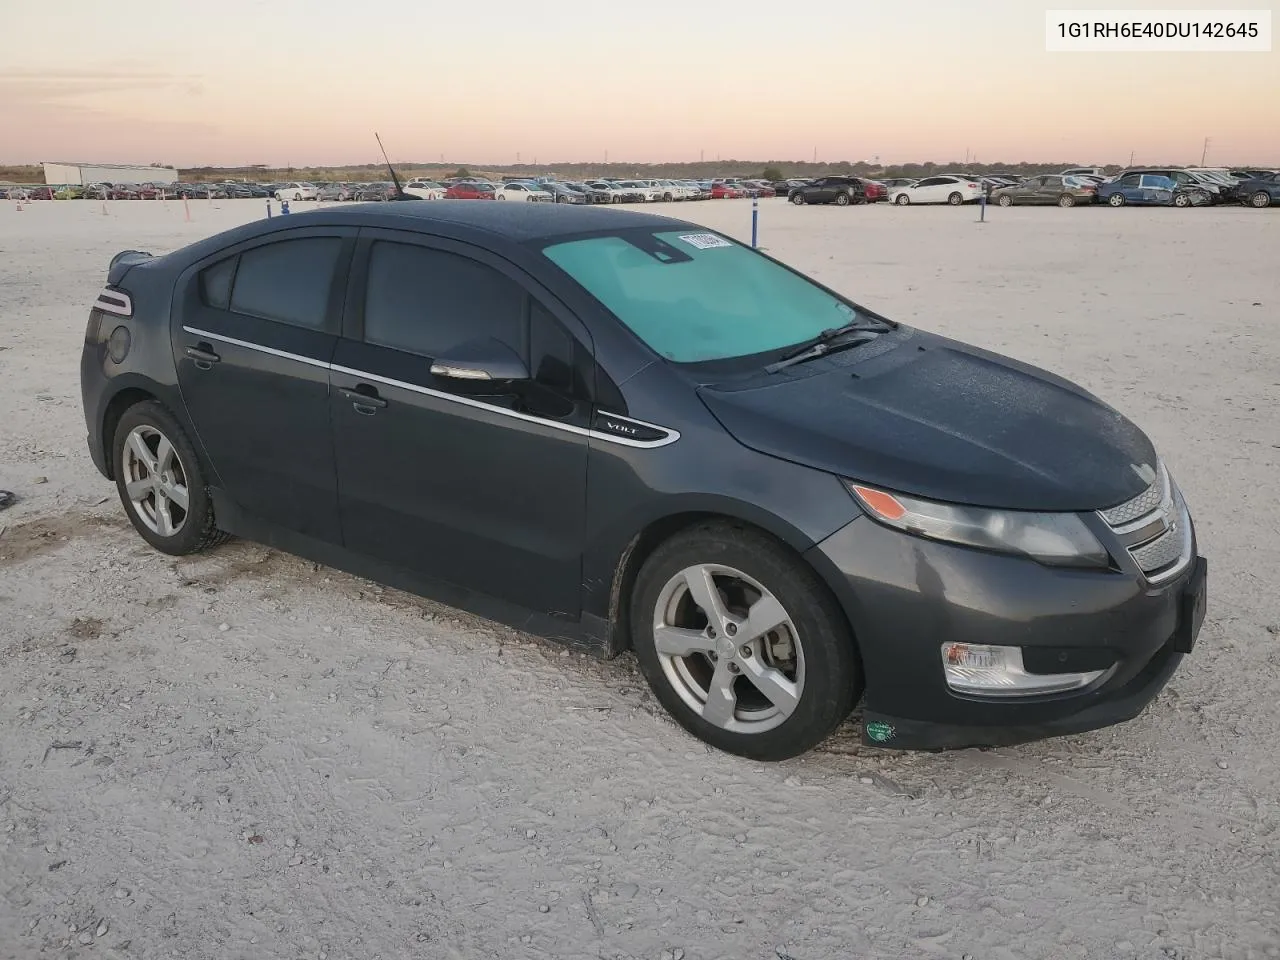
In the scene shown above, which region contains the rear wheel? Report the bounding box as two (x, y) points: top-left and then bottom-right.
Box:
(1173, 193), (1192, 208)
(1109, 193), (1126, 206)
(293, 192), (302, 201)
(835, 192), (850, 206)
(1058, 193), (1076, 208)
(947, 191), (963, 205)
(630, 522), (861, 761)
(112, 401), (229, 556)
(997, 194), (1014, 207)
(1251, 190), (1272, 208)
(791, 193), (805, 205)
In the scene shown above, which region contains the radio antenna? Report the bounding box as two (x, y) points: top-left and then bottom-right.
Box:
(375, 132), (414, 201)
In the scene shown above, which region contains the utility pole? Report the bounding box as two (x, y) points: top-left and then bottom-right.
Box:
(700, 149), (704, 162)
(1129, 150), (1135, 166)
(1201, 137), (1211, 165)
(812, 146), (817, 163)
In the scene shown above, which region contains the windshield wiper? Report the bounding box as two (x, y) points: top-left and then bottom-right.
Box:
(763, 320), (888, 374)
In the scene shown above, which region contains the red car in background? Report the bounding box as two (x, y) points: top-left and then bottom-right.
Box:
(862, 179), (887, 202)
(710, 182), (742, 199)
(444, 182), (496, 200)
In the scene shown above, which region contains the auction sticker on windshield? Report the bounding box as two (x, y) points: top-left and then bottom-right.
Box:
(678, 234), (733, 249)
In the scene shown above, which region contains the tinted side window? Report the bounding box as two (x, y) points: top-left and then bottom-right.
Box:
(199, 256), (236, 309)
(363, 242), (523, 357)
(229, 237), (341, 329)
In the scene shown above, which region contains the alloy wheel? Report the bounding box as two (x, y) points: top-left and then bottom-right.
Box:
(121, 424), (190, 537)
(652, 564), (804, 734)
(1250, 191), (1270, 208)
(998, 195), (1013, 207)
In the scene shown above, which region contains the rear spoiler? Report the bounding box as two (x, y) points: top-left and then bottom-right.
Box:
(107, 249), (154, 286)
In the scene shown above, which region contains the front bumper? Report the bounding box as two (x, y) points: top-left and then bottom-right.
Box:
(806, 516), (1205, 750)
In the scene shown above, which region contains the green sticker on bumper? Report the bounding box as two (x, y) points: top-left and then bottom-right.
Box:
(866, 721), (895, 743)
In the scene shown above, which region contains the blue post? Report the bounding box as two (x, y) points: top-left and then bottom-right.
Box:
(751, 195), (759, 248)
(281, 199), (291, 215)
(978, 191), (986, 223)
(265, 199), (272, 218)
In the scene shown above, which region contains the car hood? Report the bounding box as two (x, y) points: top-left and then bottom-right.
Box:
(697, 330), (1157, 511)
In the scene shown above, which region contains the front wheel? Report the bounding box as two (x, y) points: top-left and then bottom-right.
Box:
(947, 191), (963, 205)
(630, 522), (861, 761)
(1108, 193), (1126, 206)
(1057, 193), (1076, 208)
(997, 194), (1014, 207)
(895, 193), (910, 205)
(835, 192), (850, 206)
(293, 192), (302, 201)
(791, 193), (805, 205)
(1173, 193), (1192, 208)
(113, 400), (230, 556)
(1250, 190), (1272, 208)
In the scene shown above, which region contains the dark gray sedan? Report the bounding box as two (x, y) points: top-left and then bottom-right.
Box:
(79, 203), (1206, 759)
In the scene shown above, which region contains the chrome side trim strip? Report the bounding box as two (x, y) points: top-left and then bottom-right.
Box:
(178, 325), (679, 448)
(331, 363), (679, 449)
(182, 326), (331, 370)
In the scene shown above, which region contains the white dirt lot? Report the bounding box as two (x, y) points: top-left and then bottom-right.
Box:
(1, 195), (1278, 960)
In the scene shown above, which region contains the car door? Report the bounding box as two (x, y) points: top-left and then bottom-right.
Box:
(911, 177), (943, 202)
(173, 226), (355, 542)
(1139, 175), (1173, 204)
(1035, 175), (1064, 203)
(329, 230), (592, 615)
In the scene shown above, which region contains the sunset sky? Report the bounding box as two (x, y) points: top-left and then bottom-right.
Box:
(1, 0), (1276, 168)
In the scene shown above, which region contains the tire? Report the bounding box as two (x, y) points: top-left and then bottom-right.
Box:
(997, 194), (1014, 207)
(835, 192), (850, 206)
(1108, 193), (1126, 207)
(1250, 190), (1272, 208)
(664, 193), (673, 202)
(1058, 193), (1076, 208)
(293, 192), (302, 201)
(791, 193), (805, 205)
(947, 192), (963, 205)
(630, 522), (861, 761)
(273, 192), (282, 201)
(112, 400), (230, 556)
(1173, 193), (1191, 208)
(894, 193), (910, 205)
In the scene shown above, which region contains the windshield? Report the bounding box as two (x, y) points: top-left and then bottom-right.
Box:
(543, 228), (864, 363)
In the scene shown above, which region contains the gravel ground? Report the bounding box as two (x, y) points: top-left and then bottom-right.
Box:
(1, 197), (1278, 960)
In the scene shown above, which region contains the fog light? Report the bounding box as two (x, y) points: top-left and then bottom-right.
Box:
(940, 643), (1110, 697)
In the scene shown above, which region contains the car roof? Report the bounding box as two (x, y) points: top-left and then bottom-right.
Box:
(271, 200), (692, 242)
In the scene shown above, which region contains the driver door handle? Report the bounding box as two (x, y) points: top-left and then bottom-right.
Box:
(339, 386), (388, 414)
(185, 344), (220, 369)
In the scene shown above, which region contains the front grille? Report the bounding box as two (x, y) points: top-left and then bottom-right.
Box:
(1131, 519), (1191, 575)
(1097, 461), (1192, 582)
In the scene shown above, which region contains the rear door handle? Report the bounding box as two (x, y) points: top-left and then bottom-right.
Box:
(185, 344), (220, 369)
(339, 386), (388, 414)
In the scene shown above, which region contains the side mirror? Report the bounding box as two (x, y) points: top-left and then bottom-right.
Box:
(430, 337), (530, 382)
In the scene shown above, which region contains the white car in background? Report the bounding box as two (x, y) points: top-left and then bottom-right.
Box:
(273, 182), (318, 201)
(495, 181), (553, 202)
(654, 179), (695, 201)
(615, 180), (662, 202)
(586, 181), (627, 203)
(403, 179), (445, 199)
(889, 174), (985, 205)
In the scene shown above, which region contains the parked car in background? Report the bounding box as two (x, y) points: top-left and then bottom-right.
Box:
(990, 175), (1098, 207)
(354, 182), (398, 202)
(876, 177), (918, 191)
(565, 181), (612, 204)
(1097, 173), (1211, 207)
(274, 182), (318, 201)
(444, 182), (496, 200)
(889, 175), (984, 205)
(1062, 167), (1108, 179)
(615, 180), (661, 202)
(318, 183), (358, 201)
(710, 182), (744, 199)
(584, 181), (626, 203)
(404, 179), (445, 200)
(1232, 171), (1280, 207)
(541, 182), (588, 204)
(495, 181), (553, 202)
(788, 176), (871, 206)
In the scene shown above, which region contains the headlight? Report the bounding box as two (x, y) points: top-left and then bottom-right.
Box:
(845, 481), (1109, 568)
